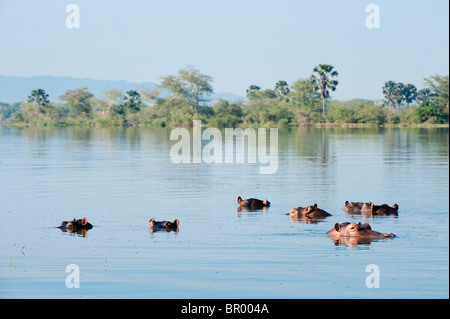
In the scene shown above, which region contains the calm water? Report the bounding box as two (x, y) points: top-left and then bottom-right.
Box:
(0, 126), (448, 298)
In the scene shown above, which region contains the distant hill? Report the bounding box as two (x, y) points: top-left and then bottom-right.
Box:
(0, 75), (243, 104)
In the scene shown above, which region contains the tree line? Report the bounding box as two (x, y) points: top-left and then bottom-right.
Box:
(1, 65), (448, 128)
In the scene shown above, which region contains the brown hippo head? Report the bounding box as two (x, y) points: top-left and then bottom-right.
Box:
(149, 218), (180, 233)
(237, 196), (270, 211)
(290, 204), (331, 219)
(361, 202), (399, 215)
(58, 217), (93, 237)
(328, 222), (395, 238)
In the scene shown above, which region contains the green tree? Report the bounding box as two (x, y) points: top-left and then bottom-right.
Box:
(274, 80), (290, 101)
(59, 88), (94, 117)
(392, 82), (405, 112)
(424, 75), (449, 120)
(383, 81), (405, 112)
(416, 88), (436, 106)
(312, 64), (339, 117)
(246, 85), (261, 100)
(122, 90), (142, 113)
(382, 81), (396, 111)
(416, 100), (444, 123)
(403, 83), (418, 108)
(139, 86), (161, 109)
(100, 89), (122, 118)
(27, 89), (50, 120)
(212, 99), (243, 127)
(160, 66), (214, 116)
(289, 76), (321, 110)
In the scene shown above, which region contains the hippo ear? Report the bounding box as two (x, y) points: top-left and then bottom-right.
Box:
(173, 219), (179, 226)
(345, 201), (349, 207)
(334, 223), (341, 232)
(370, 202), (374, 212)
(149, 218), (155, 225)
(237, 196), (243, 205)
(313, 203), (318, 209)
(393, 204), (399, 211)
(263, 198), (268, 206)
(81, 217), (88, 226)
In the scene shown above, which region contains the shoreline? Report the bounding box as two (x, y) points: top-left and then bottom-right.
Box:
(1, 121), (448, 129)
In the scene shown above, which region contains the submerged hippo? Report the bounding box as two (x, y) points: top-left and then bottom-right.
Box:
(237, 196), (270, 211)
(343, 201), (365, 214)
(362, 202), (399, 215)
(58, 217), (93, 236)
(289, 204), (332, 220)
(344, 201), (399, 216)
(149, 218), (179, 233)
(327, 222), (395, 238)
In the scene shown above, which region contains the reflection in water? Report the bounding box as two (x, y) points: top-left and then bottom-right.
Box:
(237, 205), (269, 213)
(58, 227), (91, 238)
(329, 235), (393, 248)
(289, 215), (329, 224)
(237, 206), (267, 217)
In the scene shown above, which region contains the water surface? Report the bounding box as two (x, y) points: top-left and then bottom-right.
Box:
(0, 126), (448, 298)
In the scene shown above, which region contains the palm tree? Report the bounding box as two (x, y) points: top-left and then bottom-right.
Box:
(403, 84), (418, 109)
(382, 81), (396, 111)
(275, 80), (290, 101)
(383, 81), (408, 112)
(312, 64), (339, 117)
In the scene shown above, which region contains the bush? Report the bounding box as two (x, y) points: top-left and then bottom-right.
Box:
(355, 105), (387, 125)
(415, 100), (446, 124)
(326, 104), (356, 123)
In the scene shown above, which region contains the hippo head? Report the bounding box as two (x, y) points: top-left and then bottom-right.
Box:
(162, 219), (180, 231)
(149, 218), (180, 233)
(290, 204), (317, 217)
(237, 196), (270, 210)
(329, 222), (395, 238)
(361, 202), (399, 215)
(334, 222), (370, 237)
(361, 202), (374, 211)
(65, 217), (91, 231)
(59, 217), (93, 236)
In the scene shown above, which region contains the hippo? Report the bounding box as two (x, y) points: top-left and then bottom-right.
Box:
(343, 201), (365, 214)
(327, 222), (395, 238)
(237, 196), (270, 211)
(58, 217), (93, 236)
(361, 202), (399, 216)
(149, 218), (179, 233)
(344, 201), (399, 216)
(289, 204), (332, 220)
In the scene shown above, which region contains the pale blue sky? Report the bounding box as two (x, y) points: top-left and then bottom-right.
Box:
(0, 0), (448, 100)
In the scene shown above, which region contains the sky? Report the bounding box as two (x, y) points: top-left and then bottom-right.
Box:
(0, 0), (448, 101)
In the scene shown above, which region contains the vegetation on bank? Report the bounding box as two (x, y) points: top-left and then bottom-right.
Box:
(0, 65), (448, 128)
